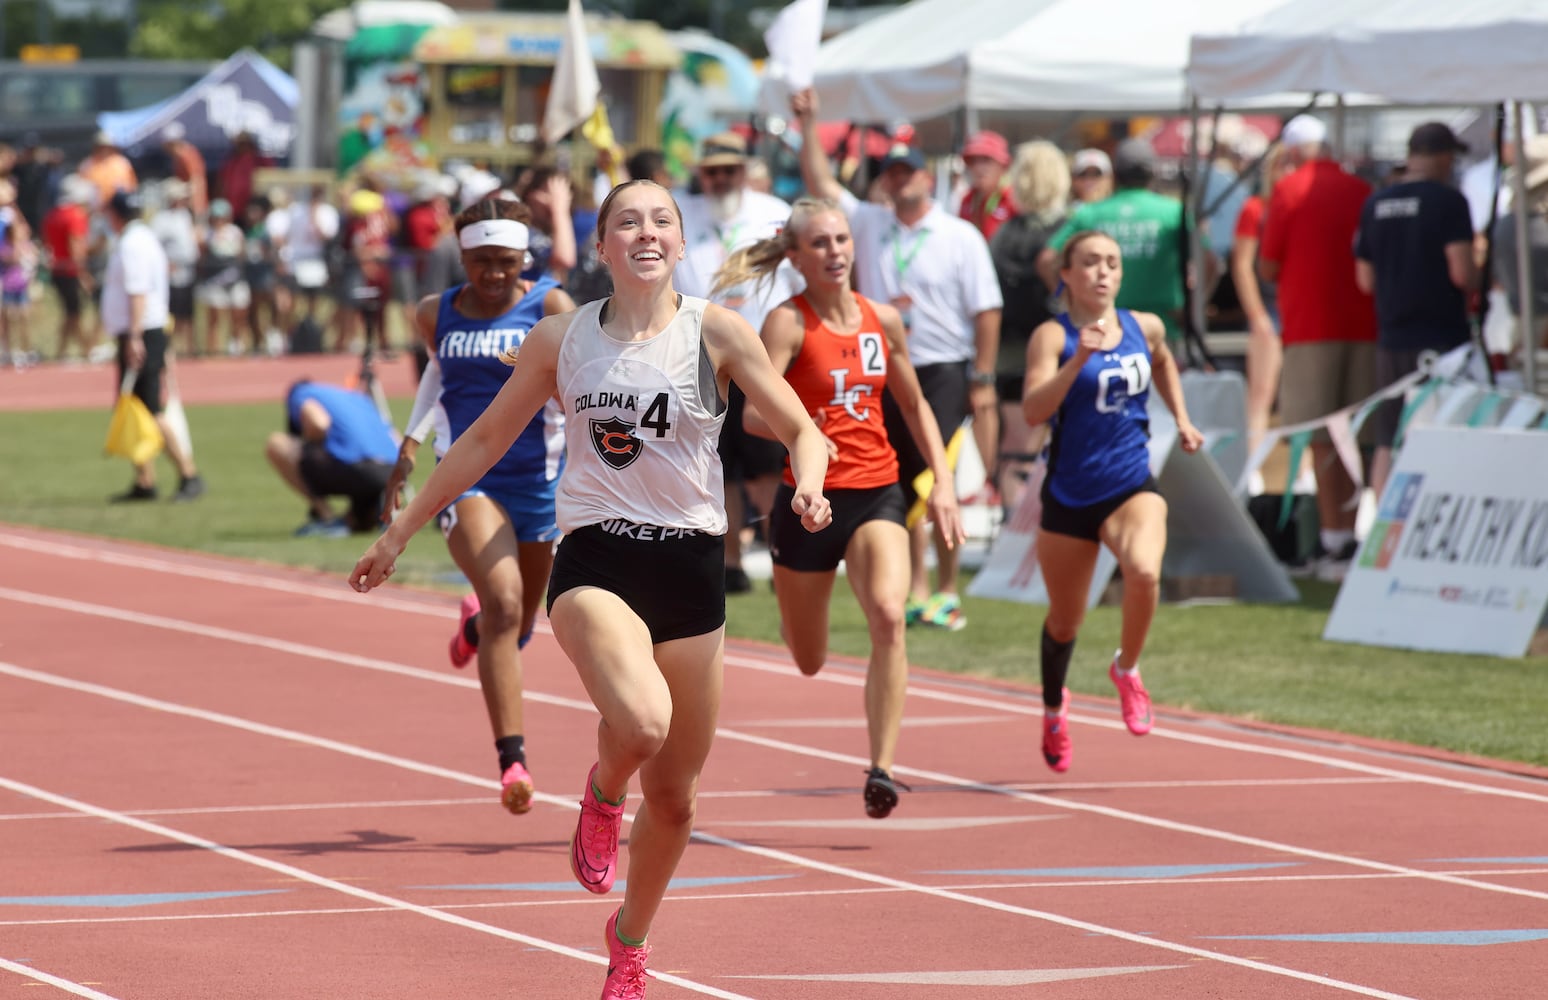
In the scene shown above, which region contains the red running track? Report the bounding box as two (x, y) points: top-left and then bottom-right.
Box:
(2, 524), (1546, 999)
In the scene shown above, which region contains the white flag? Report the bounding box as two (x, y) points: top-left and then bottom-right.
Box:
(760, 0), (827, 114)
(543, 0), (600, 145)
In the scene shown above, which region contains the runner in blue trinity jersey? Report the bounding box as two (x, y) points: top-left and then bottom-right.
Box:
(382, 197), (575, 816)
(1021, 229), (1203, 774)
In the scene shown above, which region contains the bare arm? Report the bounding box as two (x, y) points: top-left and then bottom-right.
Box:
(1231, 235), (1271, 325)
(546, 176), (577, 275)
(1137, 311), (1203, 454)
(704, 303), (831, 532)
(1354, 258), (1376, 296)
(880, 302), (964, 547)
(352, 313), (569, 591)
(298, 399), (331, 442)
(742, 300), (804, 441)
(1444, 240), (1477, 291)
(790, 88), (845, 202)
(1020, 320), (1085, 427)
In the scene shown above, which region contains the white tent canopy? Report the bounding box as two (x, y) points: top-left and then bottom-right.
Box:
(1188, 0), (1548, 104)
(812, 0), (1286, 123)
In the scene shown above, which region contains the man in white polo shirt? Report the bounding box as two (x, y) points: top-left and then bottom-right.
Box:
(103, 189), (203, 503)
(675, 131), (803, 593)
(792, 88), (1002, 630)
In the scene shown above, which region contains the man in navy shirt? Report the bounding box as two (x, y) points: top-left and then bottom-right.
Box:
(1355, 121), (1477, 500)
(266, 380), (399, 536)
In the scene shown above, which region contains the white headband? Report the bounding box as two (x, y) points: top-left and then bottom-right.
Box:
(460, 219), (530, 251)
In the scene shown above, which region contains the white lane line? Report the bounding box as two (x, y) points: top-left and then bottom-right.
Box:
(4, 538), (1543, 803)
(0, 798), (493, 822)
(3, 595), (1546, 904)
(0, 775), (755, 1000)
(0, 663), (1439, 999)
(720, 648), (1548, 804)
(0, 957), (123, 999)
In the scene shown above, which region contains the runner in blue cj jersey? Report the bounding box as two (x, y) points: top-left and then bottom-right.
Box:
(1021, 229), (1203, 773)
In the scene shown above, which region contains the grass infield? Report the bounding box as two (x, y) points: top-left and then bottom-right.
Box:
(2, 399), (1543, 768)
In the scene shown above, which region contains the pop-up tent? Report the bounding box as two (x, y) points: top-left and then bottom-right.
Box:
(1187, 0), (1548, 105)
(97, 48), (299, 160)
(1187, 0), (1548, 391)
(811, 0), (1286, 126)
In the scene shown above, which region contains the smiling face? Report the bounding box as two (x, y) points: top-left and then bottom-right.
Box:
(787, 208), (853, 291)
(597, 181), (684, 285)
(1060, 232), (1123, 311)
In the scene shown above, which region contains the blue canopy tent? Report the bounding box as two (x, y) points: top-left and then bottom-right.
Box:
(97, 49), (300, 161)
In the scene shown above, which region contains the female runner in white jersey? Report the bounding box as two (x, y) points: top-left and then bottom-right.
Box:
(716, 197), (964, 819)
(351, 180), (831, 1000)
(1022, 230), (1202, 773)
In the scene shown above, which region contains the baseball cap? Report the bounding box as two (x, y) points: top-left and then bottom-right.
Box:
(1072, 148), (1112, 176)
(92, 130), (115, 148)
(107, 188), (142, 219)
(1113, 138), (1156, 182)
(961, 130), (1011, 166)
(1279, 114), (1328, 149)
(881, 141), (926, 172)
(698, 131), (747, 169)
(1408, 121), (1468, 156)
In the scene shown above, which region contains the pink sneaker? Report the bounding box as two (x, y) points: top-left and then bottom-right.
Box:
(1041, 688), (1072, 772)
(448, 593), (480, 669)
(499, 760), (534, 815)
(1109, 655), (1153, 735)
(570, 763), (624, 894)
(601, 907), (650, 999)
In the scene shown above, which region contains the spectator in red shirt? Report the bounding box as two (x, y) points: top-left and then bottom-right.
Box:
(1258, 115), (1377, 578)
(42, 175), (98, 360)
(958, 130), (1017, 241)
(217, 132), (266, 222)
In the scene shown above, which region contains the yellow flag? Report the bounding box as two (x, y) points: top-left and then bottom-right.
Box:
(104, 392), (165, 466)
(580, 104), (622, 184)
(907, 425), (964, 529)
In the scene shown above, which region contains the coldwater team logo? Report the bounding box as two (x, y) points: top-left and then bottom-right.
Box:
(590, 416), (642, 470)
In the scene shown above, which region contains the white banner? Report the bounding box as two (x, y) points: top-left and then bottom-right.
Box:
(543, 0), (600, 145)
(1325, 427), (1548, 657)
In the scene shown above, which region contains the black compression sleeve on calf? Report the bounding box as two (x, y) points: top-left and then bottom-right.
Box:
(495, 734), (526, 772)
(1040, 624), (1075, 709)
(463, 613), (481, 648)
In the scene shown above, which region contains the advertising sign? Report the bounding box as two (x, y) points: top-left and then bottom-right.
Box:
(1325, 427), (1548, 657)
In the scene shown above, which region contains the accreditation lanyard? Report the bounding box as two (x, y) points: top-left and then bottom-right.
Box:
(714, 221), (744, 263)
(973, 187), (1005, 222)
(888, 222), (930, 291)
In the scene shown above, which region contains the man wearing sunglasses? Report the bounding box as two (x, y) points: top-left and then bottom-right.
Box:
(674, 131), (800, 594)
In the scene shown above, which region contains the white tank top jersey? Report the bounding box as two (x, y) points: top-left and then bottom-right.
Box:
(555, 294), (729, 535)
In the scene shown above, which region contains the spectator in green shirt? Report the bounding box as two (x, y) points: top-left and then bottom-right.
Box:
(1040, 139), (1191, 340)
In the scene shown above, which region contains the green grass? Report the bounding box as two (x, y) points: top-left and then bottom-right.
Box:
(3, 400), (1544, 768)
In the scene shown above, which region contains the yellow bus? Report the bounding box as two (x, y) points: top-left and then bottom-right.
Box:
(411, 12), (679, 169)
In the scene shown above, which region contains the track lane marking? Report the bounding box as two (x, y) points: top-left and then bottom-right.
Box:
(0, 661), (1438, 999)
(0, 774), (756, 1000)
(3, 538), (1544, 802)
(0, 957), (123, 999)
